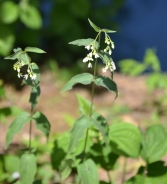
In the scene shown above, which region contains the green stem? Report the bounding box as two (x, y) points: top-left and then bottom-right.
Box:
(29, 110), (33, 153)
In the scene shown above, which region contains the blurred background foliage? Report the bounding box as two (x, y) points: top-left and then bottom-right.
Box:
(0, 0), (124, 85)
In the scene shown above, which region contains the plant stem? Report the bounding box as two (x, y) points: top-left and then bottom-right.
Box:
(29, 111), (33, 153)
(107, 171), (112, 184)
(121, 157), (127, 184)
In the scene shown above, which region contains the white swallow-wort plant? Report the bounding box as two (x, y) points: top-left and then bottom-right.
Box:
(4, 47), (51, 184)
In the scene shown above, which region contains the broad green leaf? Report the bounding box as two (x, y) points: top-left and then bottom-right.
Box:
(69, 38), (99, 49)
(29, 86), (40, 111)
(77, 94), (92, 116)
(91, 112), (110, 145)
(88, 18), (101, 32)
(124, 175), (145, 184)
(20, 4), (42, 29)
(6, 112), (31, 149)
(4, 50), (22, 60)
(32, 111), (50, 141)
(61, 73), (94, 92)
(4, 155), (19, 173)
(60, 159), (73, 180)
(25, 47), (46, 53)
(0, 1), (19, 24)
(0, 26), (15, 56)
(51, 133), (70, 170)
(103, 29), (116, 33)
(20, 153), (37, 184)
(77, 159), (99, 184)
(20, 52), (31, 64)
(141, 124), (167, 164)
(109, 122), (141, 158)
(68, 115), (92, 154)
(94, 76), (118, 99)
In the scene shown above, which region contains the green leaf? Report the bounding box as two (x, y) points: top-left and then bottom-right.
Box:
(124, 175), (145, 184)
(77, 159), (99, 184)
(20, 4), (42, 29)
(32, 112), (50, 141)
(20, 153), (37, 184)
(20, 52), (31, 64)
(0, 1), (19, 24)
(4, 155), (19, 173)
(103, 29), (116, 33)
(4, 50), (22, 60)
(25, 47), (46, 53)
(61, 73), (94, 92)
(77, 94), (92, 116)
(0, 26), (15, 56)
(6, 112), (31, 149)
(141, 124), (167, 164)
(94, 76), (118, 99)
(68, 115), (92, 154)
(91, 112), (110, 145)
(88, 18), (101, 32)
(69, 38), (99, 49)
(109, 122), (141, 158)
(29, 86), (40, 111)
(60, 159), (73, 180)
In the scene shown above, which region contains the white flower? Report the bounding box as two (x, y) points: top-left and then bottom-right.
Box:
(104, 49), (107, 52)
(27, 69), (30, 72)
(23, 74), (28, 80)
(85, 45), (91, 50)
(110, 61), (116, 71)
(17, 68), (20, 72)
(31, 74), (36, 80)
(102, 67), (107, 72)
(111, 42), (114, 49)
(18, 73), (21, 78)
(83, 57), (89, 62)
(94, 53), (99, 58)
(109, 50), (112, 55)
(12, 172), (20, 179)
(88, 52), (92, 58)
(88, 62), (92, 68)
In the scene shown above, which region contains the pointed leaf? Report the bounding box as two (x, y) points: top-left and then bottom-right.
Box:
(20, 52), (31, 64)
(88, 18), (101, 32)
(91, 112), (110, 145)
(6, 112), (31, 149)
(20, 153), (37, 184)
(4, 50), (22, 60)
(77, 94), (92, 116)
(25, 47), (46, 53)
(69, 38), (99, 49)
(103, 29), (116, 33)
(109, 122), (142, 158)
(94, 76), (118, 99)
(32, 112), (50, 141)
(29, 86), (40, 111)
(77, 159), (99, 184)
(68, 115), (92, 154)
(141, 124), (167, 164)
(61, 73), (94, 92)
(60, 159), (73, 180)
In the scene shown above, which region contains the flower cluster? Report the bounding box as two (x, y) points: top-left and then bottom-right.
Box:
(83, 43), (99, 68)
(13, 61), (36, 80)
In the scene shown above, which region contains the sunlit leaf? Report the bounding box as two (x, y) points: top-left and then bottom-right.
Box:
(109, 122), (141, 158)
(20, 4), (42, 29)
(69, 38), (99, 49)
(94, 76), (118, 99)
(29, 86), (40, 111)
(25, 47), (46, 53)
(77, 159), (99, 184)
(20, 153), (37, 184)
(68, 115), (92, 154)
(4, 50), (22, 60)
(20, 52), (31, 64)
(103, 29), (116, 33)
(6, 112), (31, 149)
(0, 1), (19, 24)
(61, 73), (94, 92)
(32, 112), (51, 141)
(88, 18), (101, 32)
(141, 124), (167, 164)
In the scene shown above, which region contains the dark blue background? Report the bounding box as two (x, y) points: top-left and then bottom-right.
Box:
(112, 0), (167, 71)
